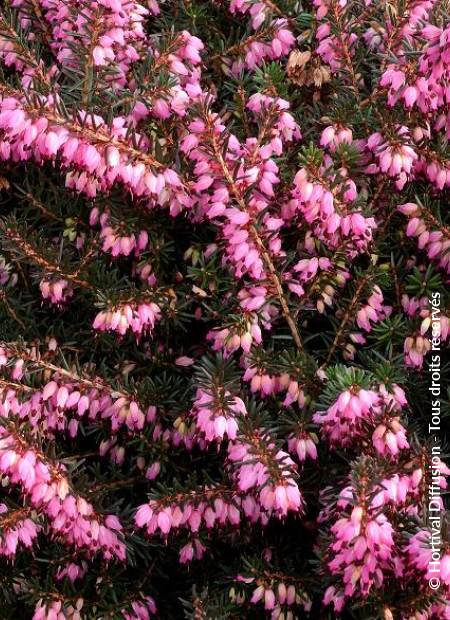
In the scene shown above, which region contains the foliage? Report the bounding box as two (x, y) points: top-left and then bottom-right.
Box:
(0, 0), (449, 618)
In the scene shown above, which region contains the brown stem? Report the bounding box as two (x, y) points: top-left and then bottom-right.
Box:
(28, 0), (54, 50)
(87, 475), (144, 495)
(420, 206), (450, 238)
(330, 0), (362, 106)
(0, 507), (33, 528)
(2, 226), (93, 289)
(0, 290), (26, 329)
(20, 191), (62, 222)
(0, 84), (163, 171)
(322, 274), (373, 368)
(0, 13), (52, 87)
(392, 264), (403, 313)
(0, 377), (33, 392)
(81, 8), (102, 108)
(0, 344), (132, 401)
(151, 484), (233, 507)
(210, 27), (276, 62)
(249, 225), (303, 351)
(208, 126), (303, 351)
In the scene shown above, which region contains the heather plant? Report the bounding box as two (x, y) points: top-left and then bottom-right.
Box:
(0, 0), (449, 618)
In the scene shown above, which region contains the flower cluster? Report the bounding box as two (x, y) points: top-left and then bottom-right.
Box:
(40, 278), (74, 306)
(227, 434), (303, 517)
(367, 128), (418, 190)
(0, 426), (126, 560)
(135, 487), (244, 538)
(227, 0), (295, 74)
(314, 383), (379, 446)
(0, 94), (188, 211)
(95, 212), (149, 258)
(288, 163), (377, 257)
(314, 369), (409, 458)
(0, 354), (151, 435)
(12, 0), (151, 88)
(321, 454), (450, 616)
(121, 597), (157, 620)
(93, 301), (161, 338)
(287, 431), (318, 462)
(245, 579), (312, 619)
(398, 202), (450, 277)
(0, 504), (40, 557)
(33, 598), (84, 620)
(355, 285), (392, 334)
(190, 387), (247, 442)
(401, 294), (449, 369)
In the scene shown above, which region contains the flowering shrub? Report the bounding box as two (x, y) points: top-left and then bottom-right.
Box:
(0, 0), (448, 618)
